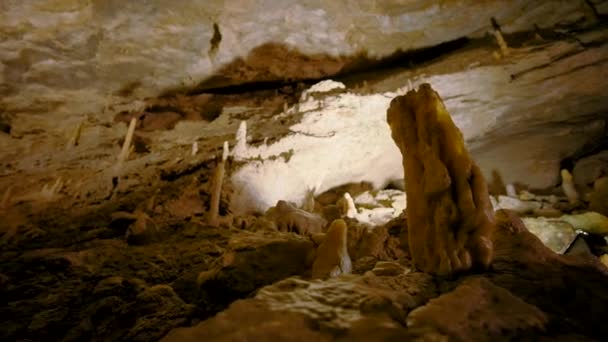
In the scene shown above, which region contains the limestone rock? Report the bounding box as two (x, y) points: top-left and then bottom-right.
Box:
(225, 30), (608, 213)
(600, 254), (608, 268)
(348, 189), (407, 225)
(387, 83), (494, 276)
(573, 150), (608, 193)
(165, 180), (205, 218)
(316, 182), (373, 206)
(0, 1), (595, 116)
(160, 208), (608, 341)
(407, 277), (548, 340)
(487, 210), (608, 338)
(162, 271), (436, 341)
(346, 221), (405, 262)
(521, 217), (577, 253)
(178, 230), (315, 315)
(589, 177), (608, 216)
(64, 283), (197, 342)
(561, 169), (580, 204)
(161, 299), (331, 342)
(492, 195), (542, 214)
(369, 261), (409, 277)
(92, 276), (147, 299)
(125, 285), (197, 342)
(312, 219), (351, 279)
(560, 211), (608, 235)
(266, 200), (327, 237)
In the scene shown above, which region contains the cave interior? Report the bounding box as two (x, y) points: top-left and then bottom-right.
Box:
(2, 1), (608, 341)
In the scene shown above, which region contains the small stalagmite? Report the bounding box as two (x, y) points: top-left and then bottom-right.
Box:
(386, 83), (495, 276)
(312, 219), (351, 279)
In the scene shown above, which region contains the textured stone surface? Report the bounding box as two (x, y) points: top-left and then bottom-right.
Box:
(590, 177), (608, 216)
(161, 211), (608, 340)
(521, 217), (576, 253)
(372, 28), (608, 189)
(265, 200), (328, 237)
(2, 27), (607, 218)
(311, 219), (351, 279)
(387, 83), (495, 276)
(162, 270), (437, 341)
(573, 150), (608, 193)
(407, 277), (548, 340)
(172, 229), (316, 315)
(229, 28), (608, 214)
(488, 210), (608, 338)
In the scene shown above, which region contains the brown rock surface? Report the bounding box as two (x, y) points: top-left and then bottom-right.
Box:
(162, 272), (437, 341)
(346, 219), (406, 262)
(573, 150), (608, 194)
(589, 177), (608, 216)
(487, 210), (608, 337)
(407, 277), (548, 340)
(312, 219), (351, 279)
(266, 200), (328, 237)
(174, 229), (316, 315)
(161, 210), (608, 341)
(387, 83), (495, 276)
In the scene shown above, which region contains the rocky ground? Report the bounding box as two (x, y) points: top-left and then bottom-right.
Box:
(3, 192), (608, 341)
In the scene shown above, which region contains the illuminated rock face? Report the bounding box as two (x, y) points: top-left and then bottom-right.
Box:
(387, 84), (494, 276)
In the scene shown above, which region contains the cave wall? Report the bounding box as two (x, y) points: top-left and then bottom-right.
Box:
(0, 0), (599, 116)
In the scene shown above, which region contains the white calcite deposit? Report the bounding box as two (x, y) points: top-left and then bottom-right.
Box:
(230, 82), (405, 214)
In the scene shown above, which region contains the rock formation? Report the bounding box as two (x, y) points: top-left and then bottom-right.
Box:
(312, 219), (352, 279)
(265, 200), (328, 237)
(590, 177), (608, 216)
(387, 83), (494, 276)
(560, 169), (580, 205)
(573, 150), (608, 194)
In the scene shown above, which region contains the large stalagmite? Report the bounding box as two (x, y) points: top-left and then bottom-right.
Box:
(387, 84), (495, 276)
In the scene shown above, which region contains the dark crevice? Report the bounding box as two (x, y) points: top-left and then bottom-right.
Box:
(0, 113), (12, 134)
(508, 23), (608, 81)
(561, 119), (608, 170)
(182, 23), (602, 97)
(187, 78), (316, 96)
(536, 56), (608, 83)
(160, 160), (214, 182)
(186, 37), (471, 96)
(209, 22), (222, 57)
(146, 105), (185, 114)
(338, 37), (471, 78)
(584, 0), (602, 20)
(510, 46), (587, 81)
(0, 122), (10, 134)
